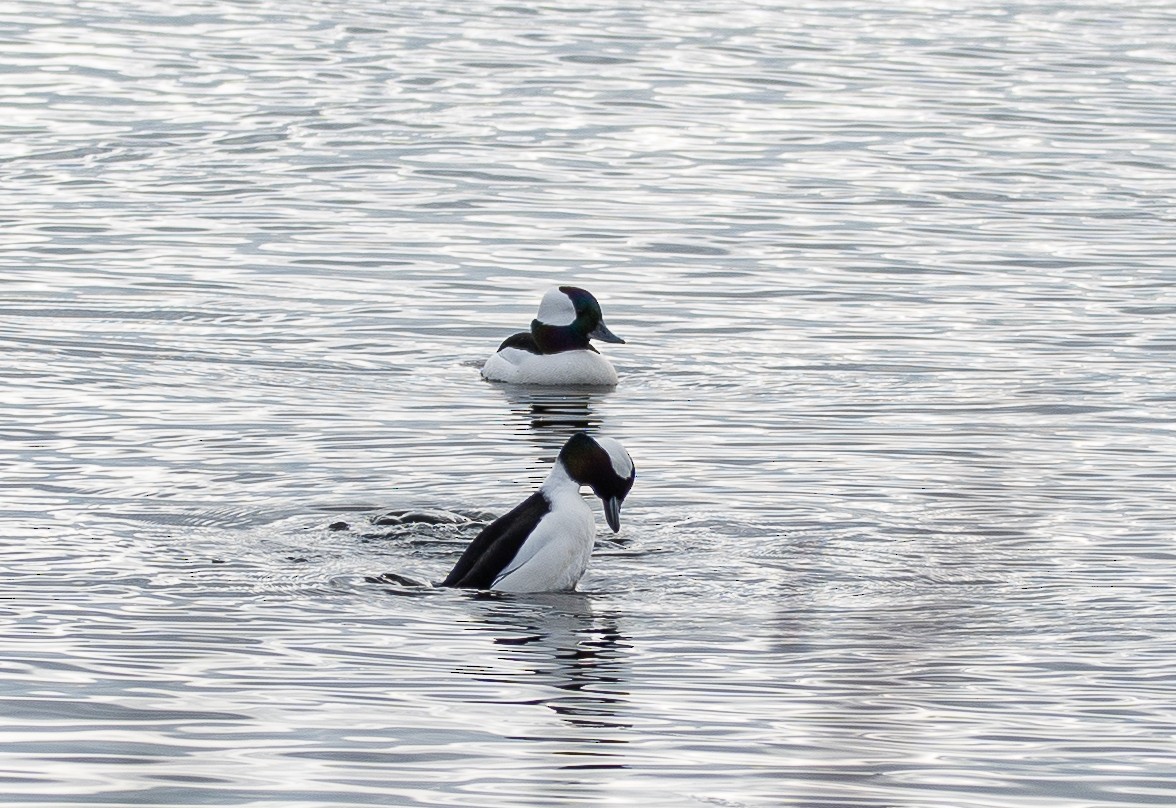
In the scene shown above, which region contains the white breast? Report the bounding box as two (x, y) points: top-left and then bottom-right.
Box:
(491, 493), (596, 593)
(481, 349), (618, 386)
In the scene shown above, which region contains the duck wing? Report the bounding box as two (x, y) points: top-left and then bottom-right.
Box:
(441, 491), (550, 589)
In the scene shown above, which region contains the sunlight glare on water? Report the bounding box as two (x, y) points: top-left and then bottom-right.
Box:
(3, 0), (1176, 806)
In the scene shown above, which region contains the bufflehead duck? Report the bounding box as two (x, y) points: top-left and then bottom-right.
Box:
(441, 433), (635, 593)
(481, 286), (625, 386)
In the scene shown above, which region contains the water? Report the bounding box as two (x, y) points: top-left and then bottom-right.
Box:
(4, 0), (1176, 805)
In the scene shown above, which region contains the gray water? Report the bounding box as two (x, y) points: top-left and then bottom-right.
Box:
(4, 1), (1176, 805)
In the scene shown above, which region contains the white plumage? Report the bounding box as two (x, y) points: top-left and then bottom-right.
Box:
(482, 347), (619, 386)
(490, 464), (596, 592)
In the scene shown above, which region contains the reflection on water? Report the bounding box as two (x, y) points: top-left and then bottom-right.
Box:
(4, 0), (1176, 805)
(463, 594), (631, 736)
(498, 384), (612, 461)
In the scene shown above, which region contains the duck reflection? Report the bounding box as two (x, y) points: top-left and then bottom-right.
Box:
(498, 384), (614, 461)
(457, 593), (632, 738)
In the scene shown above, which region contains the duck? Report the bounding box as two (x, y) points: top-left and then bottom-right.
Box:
(441, 433), (635, 593)
(481, 286), (625, 386)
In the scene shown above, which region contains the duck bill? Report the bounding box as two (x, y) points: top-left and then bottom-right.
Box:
(589, 320), (625, 344)
(603, 496), (622, 533)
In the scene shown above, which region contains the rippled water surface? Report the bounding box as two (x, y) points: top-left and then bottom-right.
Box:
(4, 1), (1176, 805)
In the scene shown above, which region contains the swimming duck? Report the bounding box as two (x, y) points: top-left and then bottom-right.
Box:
(441, 433), (635, 593)
(481, 286), (625, 386)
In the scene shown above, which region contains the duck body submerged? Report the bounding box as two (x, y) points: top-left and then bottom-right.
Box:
(481, 286), (625, 386)
(441, 433), (635, 593)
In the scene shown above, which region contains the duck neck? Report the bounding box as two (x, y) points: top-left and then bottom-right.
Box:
(541, 460), (585, 503)
(530, 320), (594, 353)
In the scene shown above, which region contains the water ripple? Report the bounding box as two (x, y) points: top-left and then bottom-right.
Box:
(4, 0), (1176, 805)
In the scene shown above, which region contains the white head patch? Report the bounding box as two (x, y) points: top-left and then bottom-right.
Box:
(595, 436), (634, 479)
(535, 287), (577, 326)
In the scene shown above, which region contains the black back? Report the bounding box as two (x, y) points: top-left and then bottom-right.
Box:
(440, 491), (551, 589)
(495, 331), (541, 354)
